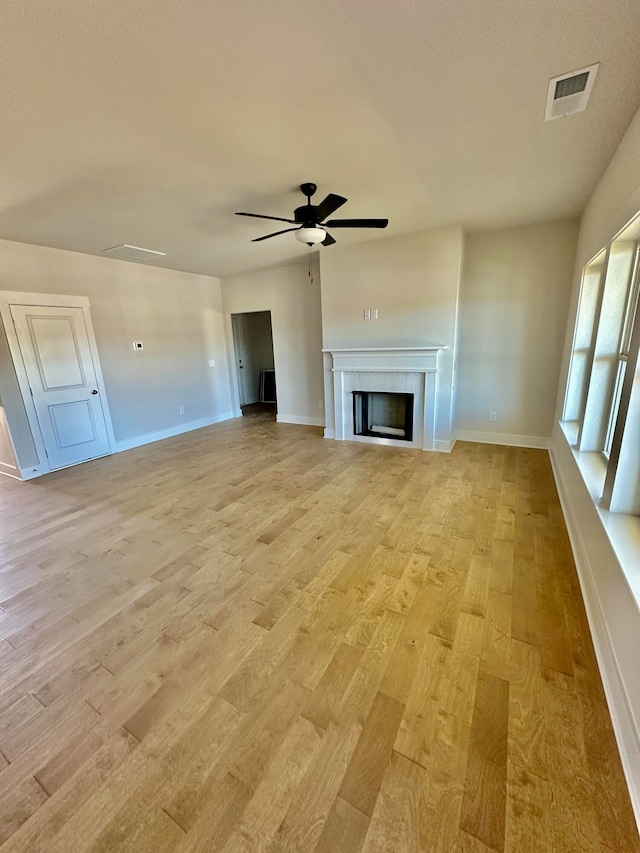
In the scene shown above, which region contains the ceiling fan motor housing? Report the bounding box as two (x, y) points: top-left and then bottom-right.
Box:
(294, 204), (320, 226)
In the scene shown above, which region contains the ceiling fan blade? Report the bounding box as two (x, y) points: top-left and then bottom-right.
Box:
(322, 231), (336, 247)
(236, 212), (297, 224)
(251, 227), (300, 242)
(324, 218), (389, 228)
(315, 193), (347, 222)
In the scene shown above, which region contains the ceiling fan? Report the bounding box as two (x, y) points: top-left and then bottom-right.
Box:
(236, 183), (389, 247)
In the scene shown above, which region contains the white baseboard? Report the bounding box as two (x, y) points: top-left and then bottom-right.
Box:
(433, 439), (455, 453)
(114, 412), (236, 453)
(0, 463), (48, 481)
(323, 428), (335, 439)
(2, 462), (67, 481)
(0, 468), (22, 480)
(456, 429), (550, 449)
(549, 446), (640, 828)
(276, 414), (325, 427)
(0, 459), (20, 479)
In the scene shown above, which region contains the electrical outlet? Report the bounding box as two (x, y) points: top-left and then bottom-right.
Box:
(371, 308), (378, 319)
(179, 406), (185, 415)
(489, 411), (497, 421)
(319, 400), (324, 409)
(208, 359), (215, 367)
(133, 341), (143, 350)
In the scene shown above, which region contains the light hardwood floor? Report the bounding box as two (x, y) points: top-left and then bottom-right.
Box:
(0, 410), (638, 852)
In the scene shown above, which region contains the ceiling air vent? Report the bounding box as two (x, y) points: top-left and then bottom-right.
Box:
(102, 244), (167, 262)
(545, 63), (599, 121)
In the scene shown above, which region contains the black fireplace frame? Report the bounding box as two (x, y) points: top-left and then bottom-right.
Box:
(352, 391), (414, 441)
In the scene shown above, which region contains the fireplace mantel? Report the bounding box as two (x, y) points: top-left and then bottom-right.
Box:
(322, 345), (448, 451)
(322, 345), (445, 373)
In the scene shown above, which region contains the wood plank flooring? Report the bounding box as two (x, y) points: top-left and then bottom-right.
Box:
(0, 409), (638, 852)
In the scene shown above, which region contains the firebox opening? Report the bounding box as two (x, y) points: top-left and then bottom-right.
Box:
(353, 391), (414, 442)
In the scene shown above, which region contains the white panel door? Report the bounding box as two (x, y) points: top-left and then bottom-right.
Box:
(10, 305), (111, 469)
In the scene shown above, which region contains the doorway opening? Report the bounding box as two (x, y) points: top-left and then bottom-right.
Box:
(230, 311), (276, 420)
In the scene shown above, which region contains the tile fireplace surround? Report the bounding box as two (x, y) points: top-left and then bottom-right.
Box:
(322, 346), (447, 451)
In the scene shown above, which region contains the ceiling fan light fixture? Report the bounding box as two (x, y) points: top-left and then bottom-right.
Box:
(295, 226), (326, 245)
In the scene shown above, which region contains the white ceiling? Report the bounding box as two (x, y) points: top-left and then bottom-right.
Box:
(2, 0), (640, 278)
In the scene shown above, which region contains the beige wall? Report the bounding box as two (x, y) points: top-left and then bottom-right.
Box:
(574, 108), (640, 274)
(221, 258), (324, 424)
(551, 103), (640, 818)
(319, 226), (464, 444)
(556, 107), (640, 418)
(0, 238), (232, 459)
(457, 219), (579, 441)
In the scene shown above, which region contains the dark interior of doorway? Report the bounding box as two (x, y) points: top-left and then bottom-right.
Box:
(231, 310), (276, 421)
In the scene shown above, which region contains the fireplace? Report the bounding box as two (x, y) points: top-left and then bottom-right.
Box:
(353, 391), (414, 441)
(322, 346), (448, 451)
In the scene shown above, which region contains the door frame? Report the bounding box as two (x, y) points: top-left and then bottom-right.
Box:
(230, 313), (249, 409)
(0, 291), (115, 477)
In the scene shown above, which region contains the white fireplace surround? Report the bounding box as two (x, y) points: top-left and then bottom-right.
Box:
(323, 346), (446, 451)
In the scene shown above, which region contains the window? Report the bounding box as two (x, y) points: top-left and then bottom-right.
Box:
(563, 212), (640, 515)
(603, 245), (639, 458)
(562, 251), (606, 430)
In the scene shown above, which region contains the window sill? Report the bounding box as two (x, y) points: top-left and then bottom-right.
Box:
(558, 420), (640, 605)
(559, 420), (606, 501)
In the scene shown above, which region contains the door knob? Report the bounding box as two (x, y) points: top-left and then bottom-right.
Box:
(91, 389), (98, 394)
